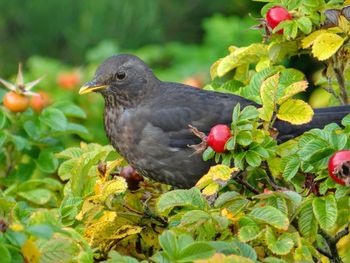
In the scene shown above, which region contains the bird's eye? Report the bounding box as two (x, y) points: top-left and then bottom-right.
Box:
(115, 71), (126, 80)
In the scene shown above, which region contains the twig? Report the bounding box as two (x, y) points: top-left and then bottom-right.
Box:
(232, 171), (260, 194)
(317, 247), (333, 259)
(335, 222), (350, 243)
(333, 60), (348, 105)
(322, 77), (343, 105)
(318, 227), (345, 263)
(262, 162), (288, 191)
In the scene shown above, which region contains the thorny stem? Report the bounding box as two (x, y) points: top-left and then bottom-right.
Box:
(232, 171), (260, 194)
(317, 223), (350, 263)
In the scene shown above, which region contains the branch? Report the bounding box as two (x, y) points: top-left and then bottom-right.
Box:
(318, 228), (344, 263)
(335, 222), (350, 243)
(232, 171), (260, 194)
(333, 62), (348, 105)
(322, 77), (343, 105)
(262, 162), (288, 191)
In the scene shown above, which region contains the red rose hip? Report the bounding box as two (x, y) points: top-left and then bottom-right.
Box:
(207, 124), (232, 153)
(328, 150), (350, 186)
(266, 6), (292, 33)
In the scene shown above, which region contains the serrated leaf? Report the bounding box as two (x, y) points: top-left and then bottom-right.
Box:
(296, 17), (313, 34)
(58, 159), (76, 181)
(259, 73), (280, 123)
(312, 194), (337, 230)
(35, 149), (59, 173)
(196, 165), (237, 189)
(203, 147), (215, 161)
(245, 151), (261, 167)
(277, 80), (308, 104)
(265, 227), (294, 255)
(298, 201), (317, 242)
(157, 188), (206, 216)
(217, 44), (268, 77)
(249, 206), (289, 230)
(282, 155), (300, 181)
(56, 147), (83, 159)
(268, 41), (298, 63)
(178, 242), (215, 262)
(100, 177), (128, 203)
(277, 99), (313, 125)
(312, 33), (345, 61)
(301, 30), (327, 48)
(237, 131), (253, 146)
(238, 225), (261, 242)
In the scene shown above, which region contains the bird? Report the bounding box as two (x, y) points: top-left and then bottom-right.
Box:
(79, 54), (350, 188)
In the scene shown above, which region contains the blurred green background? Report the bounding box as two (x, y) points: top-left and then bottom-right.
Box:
(0, 0), (263, 144)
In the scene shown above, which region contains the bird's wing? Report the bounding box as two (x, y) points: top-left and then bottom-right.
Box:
(136, 86), (257, 149)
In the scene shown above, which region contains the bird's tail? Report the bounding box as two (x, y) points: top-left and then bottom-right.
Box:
(274, 105), (350, 142)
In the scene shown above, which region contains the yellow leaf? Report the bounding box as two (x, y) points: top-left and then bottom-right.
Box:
(10, 223), (24, 231)
(338, 15), (350, 33)
(22, 239), (40, 263)
(277, 80), (308, 104)
(277, 99), (314, 125)
(195, 253), (255, 263)
(301, 30), (327, 49)
(345, 0), (350, 5)
(202, 182), (219, 196)
(110, 224), (142, 240)
(312, 33), (345, 61)
(217, 44), (268, 77)
(259, 73), (280, 123)
(100, 177), (128, 203)
(210, 59), (221, 80)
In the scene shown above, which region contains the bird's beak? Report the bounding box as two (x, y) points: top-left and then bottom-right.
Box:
(79, 80), (109, 95)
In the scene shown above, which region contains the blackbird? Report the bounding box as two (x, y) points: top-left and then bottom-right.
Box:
(79, 54), (350, 188)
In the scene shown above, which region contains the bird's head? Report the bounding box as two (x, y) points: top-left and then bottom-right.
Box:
(79, 54), (156, 104)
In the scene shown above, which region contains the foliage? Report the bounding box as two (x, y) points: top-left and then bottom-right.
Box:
(1, 0), (350, 262)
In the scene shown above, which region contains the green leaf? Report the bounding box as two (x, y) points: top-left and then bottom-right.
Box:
(18, 189), (52, 205)
(249, 206), (289, 230)
(217, 44), (268, 77)
(178, 242), (215, 262)
(58, 159), (76, 181)
(237, 131), (253, 146)
(298, 201), (318, 242)
(265, 227), (294, 255)
(56, 147), (83, 159)
(35, 149), (59, 173)
(103, 251), (140, 263)
(0, 131), (7, 148)
(238, 225), (261, 242)
(239, 106), (259, 121)
(203, 147), (215, 161)
(40, 107), (67, 131)
(268, 41), (298, 63)
(296, 17), (313, 34)
(277, 99), (314, 125)
(341, 113), (350, 126)
(52, 101), (86, 118)
(259, 73), (280, 123)
(65, 123), (91, 139)
(10, 135), (28, 151)
(157, 188), (206, 216)
(0, 110), (7, 129)
(0, 244), (11, 263)
(159, 231), (179, 259)
(282, 155), (300, 181)
(26, 224), (53, 239)
(245, 151), (261, 167)
(312, 33), (345, 61)
(312, 194), (338, 230)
